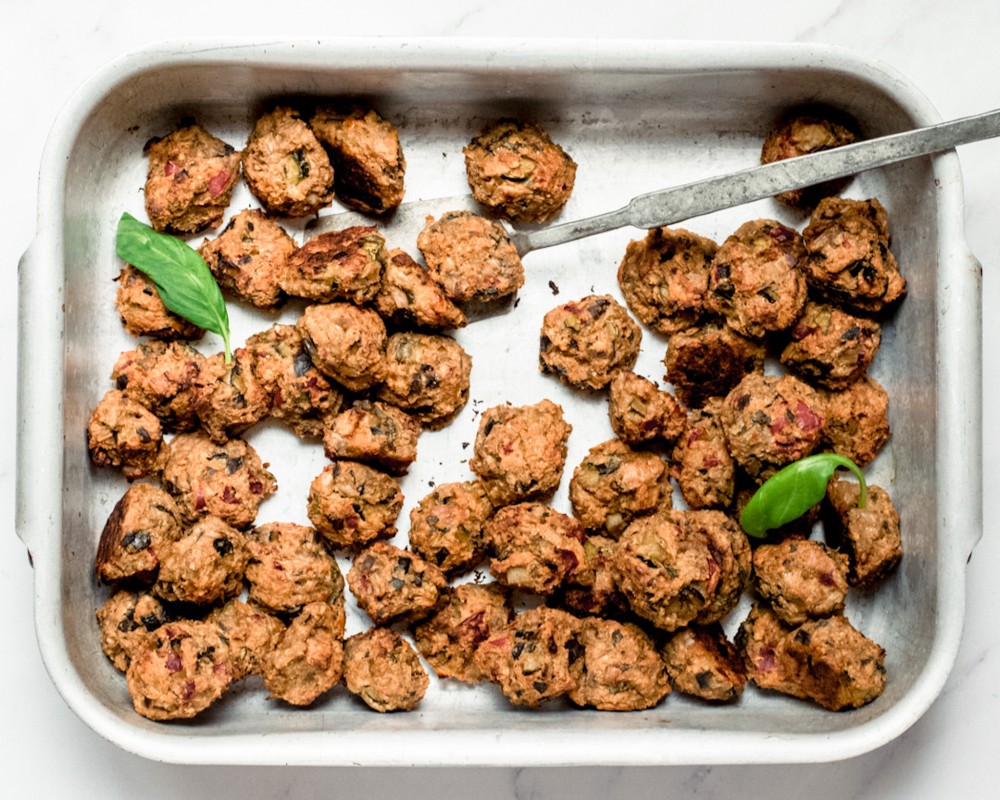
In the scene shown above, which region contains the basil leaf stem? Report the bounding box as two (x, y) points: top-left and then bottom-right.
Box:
(739, 453), (867, 538)
(115, 212), (231, 362)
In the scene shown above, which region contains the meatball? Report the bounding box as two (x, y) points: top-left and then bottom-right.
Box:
(482, 502), (587, 595)
(347, 542), (446, 625)
(87, 389), (164, 480)
(469, 399), (572, 507)
(663, 319), (766, 408)
(779, 301), (882, 390)
(721, 372), (825, 478)
(95, 483), (183, 584)
(539, 295), (641, 391)
(607, 370), (686, 447)
(281, 226), (386, 304)
(323, 400), (421, 474)
(706, 219), (807, 338)
(416, 211), (524, 302)
(153, 516), (249, 606)
(143, 123), (241, 234)
(474, 606), (582, 707)
(463, 119), (577, 222)
(207, 599), (285, 680)
(661, 625), (747, 703)
(310, 105), (406, 214)
(818, 375), (890, 467)
(824, 478), (902, 589)
(568, 617), (670, 711)
(680, 509), (752, 625)
(617, 226), (718, 335)
(376, 332), (472, 428)
(298, 302), (387, 392)
(115, 265), (203, 340)
(569, 438), (668, 537)
(160, 432), (277, 529)
(126, 619), (234, 720)
(242, 107), (334, 217)
(111, 340), (209, 432)
(262, 601), (345, 707)
(374, 248), (467, 331)
(96, 589), (169, 672)
(760, 113), (857, 208)
(244, 522), (345, 615)
(801, 197), (906, 313)
(556, 534), (631, 621)
(245, 324), (344, 440)
(343, 627), (428, 712)
(198, 208), (297, 309)
(670, 399), (736, 510)
(413, 583), (513, 683)
(307, 461), (403, 549)
(196, 349), (272, 444)
(408, 480), (494, 575)
(752, 538), (849, 625)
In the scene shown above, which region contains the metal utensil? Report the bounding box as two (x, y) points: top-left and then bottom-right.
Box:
(309, 107), (1000, 255)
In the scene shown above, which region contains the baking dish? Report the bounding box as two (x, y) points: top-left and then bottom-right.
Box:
(15, 37), (982, 765)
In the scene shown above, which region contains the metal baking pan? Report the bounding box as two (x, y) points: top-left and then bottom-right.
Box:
(15, 37), (982, 766)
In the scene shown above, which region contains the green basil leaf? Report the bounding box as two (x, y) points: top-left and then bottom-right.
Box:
(115, 212), (231, 362)
(739, 453), (867, 537)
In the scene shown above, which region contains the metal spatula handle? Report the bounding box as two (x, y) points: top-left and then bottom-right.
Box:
(512, 107), (1000, 256)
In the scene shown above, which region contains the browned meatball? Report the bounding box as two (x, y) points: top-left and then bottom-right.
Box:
(474, 606), (582, 707)
(281, 226), (386, 304)
(198, 208), (297, 309)
(347, 542), (447, 625)
(262, 601), (345, 707)
(661, 625), (747, 703)
(670, 399), (736, 510)
(721, 372), (825, 478)
(779, 301), (882, 390)
(569, 438), (668, 537)
(115, 265), (203, 340)
(483, 502), (587, 595)
(244, 522), (345, 615)
(246, 324), (344, 440)
(243, 107), (334, 217)
(568, 617), (670, 711)
(374, 249), (467, 331)
(663, 319), (766, 408)
(469, 399), (572, 507)
(413, 583), (513, 683)
(802, 197), (906, 313)
(376, 332), (472, 428)
(706, 220), (807, 338)
(95, 483), (183, 584)
(143, 123), (241, 234)
(298, 302), (387, 392)
(824, 478), (902, 589)
(153, 516), (249, 606)
(539, 295), (642, 391)
(310, 106), (406, 214)
(607, 370), (686, 447)
(818, 375), (890, 467)
(617, 226), (718, 335)
(556, 534), (631, 620)
(111, 340), (209, 432)
(307, 461), (403, 549)
(161, 432), (277, 529)
(463, 119), (577, 222)
(87, 389), (164, 480)
(96, 589), (169, 672)
(408, 480), (494, 575)
(323, 400), (421, 474)
(752, 538), (849, 625)
(126, 619), (234, 720)
(680, 509), (752, 626)
(196, 349), (272, 444)
(760, 113), (857, 208)
(343, 627), (428, 712)
(207, 599), (285, 680)
(416, 211), (524, 302)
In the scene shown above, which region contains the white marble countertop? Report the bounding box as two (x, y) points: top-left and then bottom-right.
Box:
(4, 1), (999, 796)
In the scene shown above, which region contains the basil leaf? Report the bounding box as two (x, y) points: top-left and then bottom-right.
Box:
(739, 453), (867, 537)
(115, 212), (231, 362)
